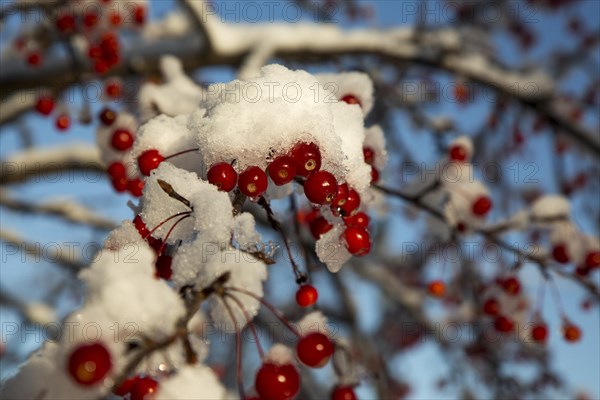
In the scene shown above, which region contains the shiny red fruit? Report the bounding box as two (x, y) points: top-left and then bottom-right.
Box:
(207, 162), (238, 192)
(585, 250), (600, 269)
(239, 166), (268, 197)
(55, 114), (70, 131)
(107, 162), (126, 179)
(27, 52), (42, 66)
(331, 386), (357, 400)
(310, 216), (333, 239)
(552, 244), (570, 264)
(297, 332), (334, 368)
(138, 149), (164, 176)
(130, 376), (158, 400)
(56, 14), (76, 32)
(134, 5), (146, 25)
(111, 129), (134, 151)
(331, 183), (349, 208)
(291, 142), (321, 177)
(562, 323), (582, 343)
(344, 212), (369, 228)
(428, 280), (445, 297)
(472, 195), (492, 217)
(343, 226), (371, 256)
(494, 315), (514, 332)
(127, 178), (144, 197)
(483, 298), (500, 316)
(114, 376), (139, 396)
(105, 81), (122, 99)
(339, 189), (361, 216)
(449, 144), (467, 162)
(67, 342), (112, 386)
(363, 147), (375, 165)
(111, 176), (128, 192)
(370, 167), (379, 184)
(304, 171), (338, 205)
(296, 285), (318, 307)
(341, 94), (361, 107)
(255, 362), (300, 400)
(501, 277), (521, 295)
(531, 323), (548, 343)
(35, 96), (55, 116)
(99, 107), (116, 126)
(268, 156), (296, 185)
(83, 11), (99, 28)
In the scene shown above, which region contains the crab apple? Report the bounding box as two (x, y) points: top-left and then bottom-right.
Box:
(501, 277), (521, 295)
(114, 376), (139, 396)
(109, 10), (122, 26)
(331, 183), (350, 208)
(370, 166), (380, 184)
(138, 149), (164, 176)
(296, 285), (318, 307)
(268, 155), (297, 185)
(494, 315), (514, 333)
(472, 195), (492, 217)
(238, 166), (268, 197)
(99, 107), (116, 126)
(130, 376), (158, 400)
(552, 244), (570, 264)
(105, 80), (123, 100)
(127, 178), (144, 197)
(331, 386), (357, 400)
(428, 280), (445, 298)
(207, 162), (238, 192)
(310, 216), (333, 239)
(339, 188), (361, 216)
(55, 114), (70, 131)
(341, 94), (361, 107)
(56, 13), (75, 33)
(449, 144), (467, 162)
(35, 96), (55, 116)
(531, 323), (548, 344)
(107, 162), (126, 179)
(363, 147), (375, 165)
(112, 176), (128, 192)
(133, 5), (147, 25)
(255, 362), (300, 400)
(155, 255), (172, 280)
(67, 342), (112, 386)
(304, 171), (338, 204)
(344, 212), (369, 228)
(585, 251), (600, 269)
(562, 322), (582, 343)
(111, 129), (134, 151)
(483, 298), (500, 316)
(27, 52), (42, 66)
(291, 142), (321, 177)
(83, 11), (99, 28)
(343, 226), (371, 256)
(297, 332), (334, 368)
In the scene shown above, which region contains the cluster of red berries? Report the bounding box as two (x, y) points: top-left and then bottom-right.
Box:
(88, 32), (121, 74)
(552, 244), (600, 276)
(34, 96), (71, 131)
(362, 146), (380, 184)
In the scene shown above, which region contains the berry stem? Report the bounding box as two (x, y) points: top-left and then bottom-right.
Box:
(225, 293), (265, 359)
(158, 214), (191, 255)
(164, 148), (199, 161)
(147, 211), (192, 237)
(219, 296), (245, 399)
(548, 275), (566, 317)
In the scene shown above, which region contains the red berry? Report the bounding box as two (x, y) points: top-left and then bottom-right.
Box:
(107, 162), (126, 179)
(114, 376), (139, 396)
(531, 323), (548, 344)
(363, 147), (375, 164)
(83, 11), (99, 28)
(472, 195), (492, 217)
(291, 142), (321, 177)
(88, 45), (102, 59)
(552, 244), (570, 264)
(343, 226), (371, 256)
(494, 315), (514, 333)
(268, 156), (296, 185)
(134, 5), (146, 25)
(55, 114), (70, 131)
(56, 14), (76, 33)
(370, 166), (379, 183)
(238, 166), (268, 197)
(483, 298), (500, 316)
(94, 60), (109, 74)
(585, 251), (600, 269)
(99, 107), (116, 126)
(501, 277), (521, 295)
(110, 11), (122, 26)
(255, 363), (300, 400)
(331, 386), (357, 400)
(304, 171), (338, 205)
(449, 144), (467, 162)
(297, 332), (334, 368)
(339, 188), (361, 216)
(130, 376), (158, 400)
(562, 323), (582, 343)
(331, 183), (350, 209)
(67, 342), (112, 386)
(296, 285), (318, 307)
(155, 255), (172, 280)
(133, 215), (149, 238)
(310, 216), (333, 239)
(138, 149), (164, 176)
(27, 52), (42, 66)
(127, 178), (144, 197)
(341, 94), (361, 107)
(207, 162), (238, 192)
(111, 176), (128, 192)
(428, 280), (445, 297)
(35, 96), (55, 116)
(344, 212), (369, 228)
(105, 80), (122, 100)
(111, 129), (134, 151)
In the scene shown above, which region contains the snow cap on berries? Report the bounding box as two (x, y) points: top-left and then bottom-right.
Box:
(154, 364), (226, 400)
(265, 343), (295, 366)
(297, 311), (330, 336)
(530, 195), (570, 222)
(316, 71), (375, 116)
